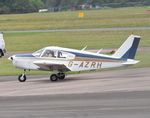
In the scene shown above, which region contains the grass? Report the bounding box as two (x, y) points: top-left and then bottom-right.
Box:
(1, 6), (150, 30)
(4, 30), (150, 52)
(134, 52), (150, 68)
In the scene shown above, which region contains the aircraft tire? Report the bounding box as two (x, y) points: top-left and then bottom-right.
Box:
(50, 74), (58, 81)
(18, 74), (26, 82)
(57, 73), (65, 80)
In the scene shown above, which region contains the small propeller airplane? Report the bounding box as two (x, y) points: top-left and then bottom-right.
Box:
(0, 33), (6, 57)
(8, 35), (140, 82)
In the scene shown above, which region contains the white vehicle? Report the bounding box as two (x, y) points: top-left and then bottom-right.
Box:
(0, 33), (6, 57)
(8, 35), (140, 82)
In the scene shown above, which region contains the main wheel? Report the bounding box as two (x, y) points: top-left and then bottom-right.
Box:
(18, 74), (26, 82)
(57, 73), (65, 80)
(50, 74), (58, 81)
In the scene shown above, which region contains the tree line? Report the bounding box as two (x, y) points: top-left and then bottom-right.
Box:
(0, 0), (44, 14)
(0, 0), (150, 14)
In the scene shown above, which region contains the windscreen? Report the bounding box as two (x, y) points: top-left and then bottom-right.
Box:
(32, 48), (45, 57)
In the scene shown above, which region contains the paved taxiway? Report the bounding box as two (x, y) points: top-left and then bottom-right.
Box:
(0, 67), (150, 96)
(3, 26), (150, 33)
(0, 91), (150, 118)
(0, 67), (150, 118)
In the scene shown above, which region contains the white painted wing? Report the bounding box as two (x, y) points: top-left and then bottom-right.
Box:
(33, 60), (70, 71)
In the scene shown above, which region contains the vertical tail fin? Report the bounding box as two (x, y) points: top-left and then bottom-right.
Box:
(113, 35), (140, 59)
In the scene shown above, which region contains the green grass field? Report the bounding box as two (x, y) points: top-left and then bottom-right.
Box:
(4, 30), (150, 52)
(1, 6), (150, 30)
(0, 6), (150, 76)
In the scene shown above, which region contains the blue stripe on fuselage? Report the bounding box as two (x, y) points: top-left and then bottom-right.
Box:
(64, 51), (127, 61)
(15, 53), (35, 57)
(14, 51), (127, 61)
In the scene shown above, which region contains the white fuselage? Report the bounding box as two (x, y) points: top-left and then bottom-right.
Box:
(9, 46), (137, 72)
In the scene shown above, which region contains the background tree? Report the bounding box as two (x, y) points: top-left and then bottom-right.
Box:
(0, 0), (149, 14)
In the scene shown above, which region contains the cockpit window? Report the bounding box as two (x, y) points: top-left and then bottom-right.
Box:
(32, 48), (44, 57)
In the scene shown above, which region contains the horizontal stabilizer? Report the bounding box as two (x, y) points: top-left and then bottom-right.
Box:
(122, 59), (140, 65)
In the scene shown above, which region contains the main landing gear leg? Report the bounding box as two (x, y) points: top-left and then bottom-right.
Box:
(18, 69), (27, 82)
(50, 72), (65, 82)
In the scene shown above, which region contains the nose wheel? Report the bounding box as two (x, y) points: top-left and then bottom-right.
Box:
(50, 72), (65, 82)
(18, 74), (26, 82)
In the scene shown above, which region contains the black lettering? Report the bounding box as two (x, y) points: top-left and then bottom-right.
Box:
(91, 62), (96, 68)
(97, 62), (102, 69)
(85, 62), (90, 68)
(79, 62), (84, 68)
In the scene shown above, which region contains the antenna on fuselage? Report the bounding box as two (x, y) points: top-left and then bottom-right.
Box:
(97, 48), (103, 54)
(81, 46), (87, 51)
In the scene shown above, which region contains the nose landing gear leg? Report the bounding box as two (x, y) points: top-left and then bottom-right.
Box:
(18, 69), (27, 82)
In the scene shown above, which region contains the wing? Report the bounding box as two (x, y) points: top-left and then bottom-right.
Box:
(33, 60), (70, 71)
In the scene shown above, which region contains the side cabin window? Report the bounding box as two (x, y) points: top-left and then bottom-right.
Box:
(42, 50), (56, 58)
(57, 51), (66, 58)
(58, 51), (75, 59)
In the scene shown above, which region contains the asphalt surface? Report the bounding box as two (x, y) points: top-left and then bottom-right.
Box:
(0, 67), (150, 118)
(3, 26), (150, 33)
(0, 91), (150, 118)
